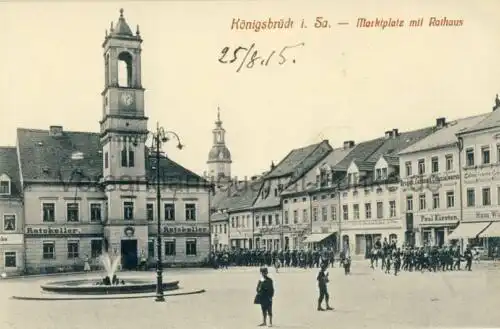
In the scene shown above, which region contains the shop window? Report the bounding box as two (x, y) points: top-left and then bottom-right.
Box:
(43, 241), (55, 259)
(148, 240), (155, 258)
(165, 240), (176, 256)
(186, 239), (197, 256)
(4, 251), (16, 268)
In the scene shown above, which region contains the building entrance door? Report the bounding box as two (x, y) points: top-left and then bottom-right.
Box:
(121, 239), (138, 270)
(435, 229), (445, 247)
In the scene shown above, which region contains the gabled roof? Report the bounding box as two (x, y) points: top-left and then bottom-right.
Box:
(353, 160), (375, 172)
(456, 111), (500, 136)
(383, 155), (399, 167)
(0, 147), (22, 198)
(400, 114), (488, 155)
(16, 128), (207, 186)
(212, 179), (263, 212)
(265, 140), (332, 180)
(334, 138), (386, 170)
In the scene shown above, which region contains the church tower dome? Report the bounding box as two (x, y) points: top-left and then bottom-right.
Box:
(207, 107), (232, 180)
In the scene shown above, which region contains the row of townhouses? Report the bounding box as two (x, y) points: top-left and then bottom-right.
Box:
(210, 97), (500, 259)
(0, 11), (212, 276)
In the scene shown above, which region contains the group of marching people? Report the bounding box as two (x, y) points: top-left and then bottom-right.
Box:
(368, 237), (475, 274)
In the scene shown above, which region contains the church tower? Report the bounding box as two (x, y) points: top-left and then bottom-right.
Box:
(207, 108), (232, 181)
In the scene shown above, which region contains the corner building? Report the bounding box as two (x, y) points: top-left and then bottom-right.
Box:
(11, 10), (211, 274)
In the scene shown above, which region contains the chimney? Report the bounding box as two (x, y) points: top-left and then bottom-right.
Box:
(270, 161), (275, 171)
(493, 94), (500, 111)
(436, 117), (446, 128)
(385, 130), (393, 139)
(49, 125), (63, 137)
(392, 128), (399, 138)
(343, 140), (355, 149)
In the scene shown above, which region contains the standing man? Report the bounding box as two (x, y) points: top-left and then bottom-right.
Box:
(317, 262), (333, 311)
(464, 245), (473, 271)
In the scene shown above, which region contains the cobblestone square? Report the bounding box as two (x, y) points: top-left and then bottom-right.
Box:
(1, 262), (499, 329)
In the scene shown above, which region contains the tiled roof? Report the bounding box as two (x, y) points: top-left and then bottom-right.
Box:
(455, 111), (499, 136)
(0, 147), (22, 198)
(334, 138), (386, 170)
(16, 128), (207, 186)
(364, 127), (435, 162)
(383, 155), (399, 167)
(211, 212), (229, 222)
(400, 114), (489, 154)
(265, 140), (332, 180)
(212, 179), (263, 212)
(354, 160), (375, 172)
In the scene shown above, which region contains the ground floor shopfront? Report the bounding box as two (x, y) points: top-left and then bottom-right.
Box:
(0, 233), (24, 275)
(340, 220), (404, 258)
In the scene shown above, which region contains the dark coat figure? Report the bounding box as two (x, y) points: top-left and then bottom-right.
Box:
(343, 256), (351, 275)
(255, 267), (274, 327)
(464, 247), (473, 271)
(317, 263), (333, 311)
(393, 249), (402, 276)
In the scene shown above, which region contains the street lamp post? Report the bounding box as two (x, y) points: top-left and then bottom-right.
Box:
(150, 122), (183, 302)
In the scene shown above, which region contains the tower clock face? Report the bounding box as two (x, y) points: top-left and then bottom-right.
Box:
(121, 92), (134, 106)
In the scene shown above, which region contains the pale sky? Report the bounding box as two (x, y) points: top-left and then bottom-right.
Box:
(1, 1), (500, 179)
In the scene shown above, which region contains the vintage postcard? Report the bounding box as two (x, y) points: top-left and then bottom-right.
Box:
(0, 1), (499, 328)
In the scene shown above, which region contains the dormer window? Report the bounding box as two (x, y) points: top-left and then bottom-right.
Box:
(0, 174), (11, 195)
(382, 168), (388, 180)
(347, 173), (352, 185)
(376, 169), (382, 180)
(353, 173), (359, 185)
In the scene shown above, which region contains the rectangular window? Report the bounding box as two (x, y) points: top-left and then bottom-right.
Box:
(268, 215), (272, 226)
(224, 224), (227, 233)
(483, 188), (491, 206)
(498, 187), (500, 205)
(164, 203), (175, 221)
(284, 211), (289, 224)
(406, 196), (413, 212)
(185, 203), (196, 221)
(123, 201), (134, 220)
(482, 146), (490, 165)
(255, 215), (260, 227)
(432, 193), (440, 209)
(418, 159), (425, 175)
(467, 188), (475, 207)
(293, 210), (298, 224)
(3, 214), (16, 231)
(0, 181), (9, 194)
(431, 157), (439, 173)
(121, 147), (127, 167)
(42, 203), (55, 222)
(165, 240), (176, 256)
(365, 203), (372, 219)
(405, 161), (412, 176)
(313, 207), (318, 221)
(67, 241), (79, 259)
(302, 209), (308, 223)
(104, 152), (109, 169)
(91, 239), (102, 258)
(466, 148), (474, 166)
(275, 214), (280, 225)
(90, 203), (102, 222)
(497, 144), (500, 163)
(186, 239), (197, 256)
(148, 240), (155, 258)
(4, 251), (16, 268)
(445, 154), (453, 171)
(389, 201), (396, 217)
(146, 203), (154, 221)
(376, 169), (382, 180)
(43, 241), (55, 259)
(353, 204), (360, 219)
(66, 203), (79, 222)
(446, 191), (455, 208)
(331, 205), (336, 220)
(419, 194), (426, 210)
(382, 168), (388, 179)
(342, 205), (348, 220)
(376, 202), (383, 219)
(322, 207), (328, 221)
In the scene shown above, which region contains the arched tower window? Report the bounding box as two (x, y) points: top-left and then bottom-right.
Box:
(105, 54), (110, 86)
(118, 52), (133, 87)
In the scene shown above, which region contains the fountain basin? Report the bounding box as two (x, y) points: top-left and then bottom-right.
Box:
(41, 279), (180, 295)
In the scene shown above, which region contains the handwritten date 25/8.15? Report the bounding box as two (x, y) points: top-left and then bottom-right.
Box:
(218, 42), (305, 72)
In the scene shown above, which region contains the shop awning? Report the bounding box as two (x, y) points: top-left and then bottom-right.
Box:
(303, 232), (335, 243)
(479, 221), (500, 237)
(447, 222), (491, 240)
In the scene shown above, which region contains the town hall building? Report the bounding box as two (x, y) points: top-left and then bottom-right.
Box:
(0, 9), (211, 275)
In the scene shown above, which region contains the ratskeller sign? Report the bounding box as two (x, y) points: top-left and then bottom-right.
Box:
(25, 227), (81, 234)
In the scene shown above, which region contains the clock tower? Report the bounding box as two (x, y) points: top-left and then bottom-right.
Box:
(100, 9), (148, 183)
(207, 107), (232, 183)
